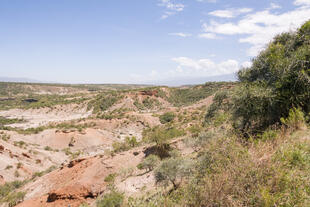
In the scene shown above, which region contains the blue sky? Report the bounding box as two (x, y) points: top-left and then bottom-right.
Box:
(0, 0), (309, 84)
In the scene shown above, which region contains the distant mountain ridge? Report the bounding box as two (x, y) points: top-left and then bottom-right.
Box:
(151, 73), (237, 86)
(0, 73), (237, 86)
(0, 76), (41, 83)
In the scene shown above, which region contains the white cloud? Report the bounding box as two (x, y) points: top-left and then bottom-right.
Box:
(130, 57), (240, 83)
(201, 3), (310, 56)
(171, 57), (239, 76)
(294, 0), (310, 6)
(169, 32), (192, 37)
(158, 0), (185, 19)
(209, 8), (253, 18)
(198, 32), (218, 39)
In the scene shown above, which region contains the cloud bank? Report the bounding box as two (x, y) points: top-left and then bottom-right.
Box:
(200, 1), (310, 56)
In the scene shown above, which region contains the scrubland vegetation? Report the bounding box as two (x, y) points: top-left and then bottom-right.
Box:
(167, 82), (231, 106)
(88, 92), (124, 113)
(90, 20), (310, 207)
(0, 181), (26, 207)
(0, 93), (89, 110)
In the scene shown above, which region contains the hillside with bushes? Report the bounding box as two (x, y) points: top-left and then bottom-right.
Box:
(0, 21), (309, 207)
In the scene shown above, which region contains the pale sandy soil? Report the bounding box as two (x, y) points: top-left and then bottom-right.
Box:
(0, 104), (92, 129)
(0, 132), (68, 183)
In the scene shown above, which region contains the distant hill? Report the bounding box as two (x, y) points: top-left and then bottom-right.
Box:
(0, 73), (237, 86)
(151, 73), (237, 86)
(0, 76), (41, 83)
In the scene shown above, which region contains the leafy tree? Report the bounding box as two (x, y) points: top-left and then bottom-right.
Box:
(137, 155), (160, 172)
(205, 91), (231, 123)
(154, 157), (193, 190)
(143, 126), (185, 146)
(232, 83), (278, 134)
(234, 20), (310, 134)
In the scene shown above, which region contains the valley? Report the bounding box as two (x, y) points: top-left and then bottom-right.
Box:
(0, 82), (223, 206)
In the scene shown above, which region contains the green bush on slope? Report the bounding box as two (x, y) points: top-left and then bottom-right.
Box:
(159, 112), (176, 124)
(96, 190), (124, 207)
(0, 180), (27, 206)
(234, 20), (310, 134)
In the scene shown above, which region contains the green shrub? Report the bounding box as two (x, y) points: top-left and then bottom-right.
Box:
(232, 83), (279, 135)
(205, 91), (231, 122)
(13, 141), (27, 148)
(0, 92), (88, 111)
(125, 136), (138, 148)
(187, 125), (203, 137)
(119, 167), (134, 180)
(182, 136), (266, 207)
(280, 107), (306, 130)
(62, 148), (81, 159)
(55, 122), (96, 132)
(259, 129), (278, 141)
(167, 82), (230, 106)
(159, 112), (175, 124)
(154, 157), (193, 189)
(137, 155), (160, 172)
(142, 126), (185, 146)
(2, 191), (26, 207)
(14, 171), (20, 178)
(112, 136), (138, 153)
(89, 92), (123, 113)
(5, 165), (13, 170)
(17, 126), (46, 135)
(96, 190), (124, 207)
(44, 146), (53, 151)
(0, 180), (27, 206)
(213, 112), (229, 127)
(112, 142), (127, 153)
(134, 97), (160, 110)
(269, 135), (310, 206)
(191, 132), (214, 149)
(16, 163), (22, 169)
(104, 173), (117, 183)
(0, 117), (24, 126)
(0, 181), (25, 198)
(31, 166), (56, 180)
(0, 133), (11, 141)
(235, 20), (310, 134)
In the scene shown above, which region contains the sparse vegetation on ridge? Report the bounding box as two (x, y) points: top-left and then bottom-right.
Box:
(88, 91), (124, 113)
(166, 82), (233, 106)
